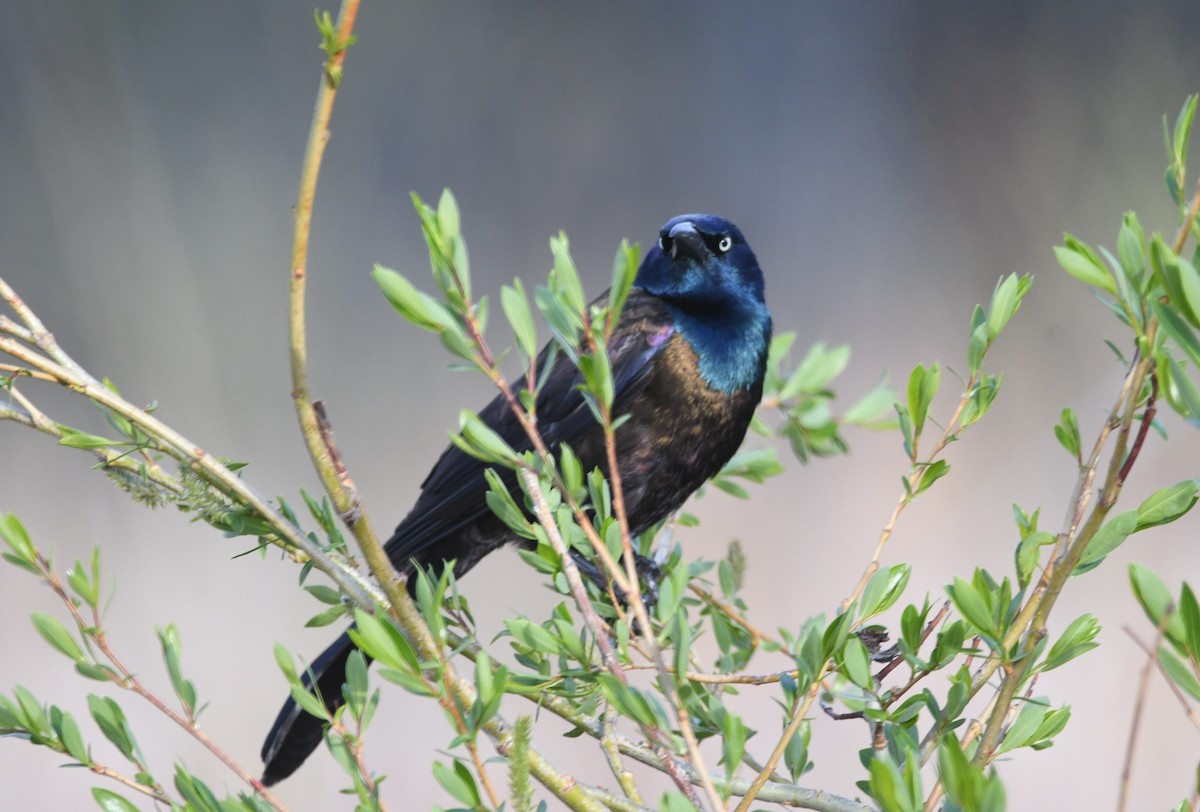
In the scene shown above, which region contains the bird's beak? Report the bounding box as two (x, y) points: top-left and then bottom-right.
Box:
(667, 221), (706, 263)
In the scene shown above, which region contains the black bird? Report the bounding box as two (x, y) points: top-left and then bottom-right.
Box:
(261, 214), (773, 784)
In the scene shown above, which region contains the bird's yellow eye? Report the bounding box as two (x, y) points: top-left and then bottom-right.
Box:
(717, 235), (732, 253)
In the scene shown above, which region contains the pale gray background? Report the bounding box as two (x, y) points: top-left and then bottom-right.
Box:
(2, 3), (1200, 810)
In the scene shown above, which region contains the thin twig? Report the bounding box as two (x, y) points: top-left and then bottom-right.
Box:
(843, 379), (975, 612)
(600, 416), (722, 812)
(1119, 617), (1173, 812)
(1118, 375), (1157, 486)
(281, 0), (403, 619)
(519, 467), (621, 672)
(0, 362), (56, 382)
(1125, 626), (1200, 735)
(601, 704), (644, 804)
(37, 554), (288, 810)
(732, 679), (823, 812)
(690, 582), (778, 649)
(0, 331), (378, 606)
(1174, 176), (1200, 255)
(329, 717), (389, 812)
(88, 763), (176, 805)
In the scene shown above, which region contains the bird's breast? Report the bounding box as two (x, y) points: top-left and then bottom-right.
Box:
(608, 332), (763, 531)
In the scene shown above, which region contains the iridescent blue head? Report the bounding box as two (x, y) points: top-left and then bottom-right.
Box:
(635, 214), (772, 393)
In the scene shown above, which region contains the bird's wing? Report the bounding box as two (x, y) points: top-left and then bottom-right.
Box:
(383, 290), (673, 567)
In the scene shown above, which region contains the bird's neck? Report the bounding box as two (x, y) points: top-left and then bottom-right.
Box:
(668, 299), (771, 393)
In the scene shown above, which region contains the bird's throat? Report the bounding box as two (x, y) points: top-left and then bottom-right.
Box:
(667, 303), (770, 394)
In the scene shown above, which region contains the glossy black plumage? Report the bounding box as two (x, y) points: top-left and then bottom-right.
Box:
(261, 214), (772, 785)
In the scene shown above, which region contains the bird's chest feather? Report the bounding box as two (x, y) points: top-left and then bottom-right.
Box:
(607, 333), (762, 529)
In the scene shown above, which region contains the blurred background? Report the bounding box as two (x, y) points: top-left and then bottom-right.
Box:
(2, 2), (1200, 809)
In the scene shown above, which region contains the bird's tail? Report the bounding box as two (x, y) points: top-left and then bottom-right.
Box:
(260, 629), (357, 786)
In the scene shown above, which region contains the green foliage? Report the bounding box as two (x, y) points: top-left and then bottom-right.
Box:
(4, 83), (1200, 812)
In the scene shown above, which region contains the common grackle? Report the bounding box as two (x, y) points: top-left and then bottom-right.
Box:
(260, 214), (772, 784)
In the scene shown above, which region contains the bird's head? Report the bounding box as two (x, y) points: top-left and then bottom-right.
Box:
(634, 214), (771, 393)
(634, 214), (765, 309)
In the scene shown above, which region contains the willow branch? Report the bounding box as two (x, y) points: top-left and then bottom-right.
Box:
(0, 329), (376, 608)
(843, 376), (975, 612)
(732, 679), (824, 812)
(1118, 616), (1173, 812)
(34, 552), (287, 810)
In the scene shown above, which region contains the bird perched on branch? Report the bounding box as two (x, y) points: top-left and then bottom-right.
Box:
(261, 214), (772, 784)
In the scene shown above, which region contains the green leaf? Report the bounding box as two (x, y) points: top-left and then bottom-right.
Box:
(452, 410), (520, 466)
(720, 713), (746, 773)
(437, 188), (461, 243)
(859, 564), (911, 622)
(1076, 510), (1138, 570)
(906, 363), (940, 439)
(1159, 646), (1200, 701)
(273, 643), (300, 685)
(967, 304), (989, 375)
(844, 378), (897, 425)
(485, 468), (536, 539)
(1130, 564), (1187, 650)
(608, 239), (638, 327)
(173, 764), (222, 812)
(501, 279), (538, 361)
(1053, 407), (1081, 460)
(378, 668), (434, 696)
(997, 699), (1045, 752)
(157, 624), (196, 715)
(12, 685), (51, 739)
(783, 719), (812, 781)
(58, 429), (122, 449)
(1163, 353), (1200, 423)
(1117, 212), (1147, 288)
(549, 233), (586, 316)
(350, 609), (420, 672)
(578, 349), (615, 410)
(75, 663), (114, 682)
(287, 682), (330, 721)
(987, 273), (1025, 340)
(868, 754), (920, 812)
(0, 513), (36, 563)
(303, 584), (343, 605)
(947, 577), (995, 639)
(344, 649), (368, 716)
(304, 604), (349, 628)
(1155, 299), (1200, 369)
(913, 460), (950, 496)
(936, 737), (973, 807)
(68, 553), (100, 609)
(87, 695), (137, 762)
(371, 265), (457, 333)
(822, 611), (856, 662)
(1175, 253), (1200, 328)
(504, 617), (565, 657)
(1015, 531), (1055, 588)
(596, 674), (663, 729)
(780, 343), (850, 400)
(1178, 582), (1200, 664)
(31, 612), (86, 664)
(1135, 480), (1199, 530)
(841, 635), (873, 689)
(1041, 614), (1101, 672)
(894, 403), (914, 460)
(660, 793), (701, 812)
(91, 789), (141, 812)
(53, 708), (89, 763)
(1171, 95), (1199, 173)
(1056, 235), (1116, 294)
(1152, 236), (1200, 327)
